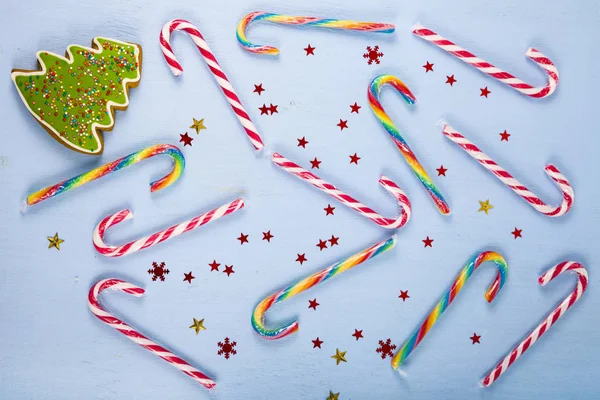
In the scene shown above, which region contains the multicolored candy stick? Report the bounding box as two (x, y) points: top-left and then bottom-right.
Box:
(482, 261), (588, 386)
(392, 251), (508, 369)
(237, 11), (395, 55)
(25, 144), (184, 208)
(369, 75), (450, 215)
(252, 235), (397, 339)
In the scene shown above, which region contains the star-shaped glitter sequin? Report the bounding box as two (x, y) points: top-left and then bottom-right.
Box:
(189, 118), (206, 133)
(470, 333), (481, 344)
(179, 133), (193, 146)
(47, 232), (64, 250)
(349, 153), (360, 164)
(189, 318), (206, 334)
(308, 298), (319, 310)
(316, 239), (328, 251)
(183, 271), (195, 284)
(296, 253), (307, 265)
(446, 75), (457, 86)
(324, 204), (335, 216)
(331, 348), (347, 365)
(350, 102), (361, 113)
(352, 329), (364, 341)
(253, 83), (265, 95)
(268, 103), (279, 114)
(398, 290), (410, 301)
(478, 199), (494, 214)
(209, 260), (220, 272)
(423, 236), (434, 247)
(312, 337), (324, 348)
(512, 228), (523, 239)
(297, 137), (309, 148)
(304, 44), (316, 55)
(223, 265), (235, 276)
(262, 230), (274, 242)
(326, 391), (340, 400)
(328, 235), (339, 246)
(337, 119), (348, 130)
(500, 130), (511, 141)
(480, 86), (491, 98)
(237, 233), (249, 245)
(310, 157), (322, 169)
(423, 61), (434, 72)
(436, 165), (447, 176)
(259, 104), (270, 115)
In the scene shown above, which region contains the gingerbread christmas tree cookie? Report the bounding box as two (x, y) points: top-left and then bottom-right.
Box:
(11, 37), (142, 155)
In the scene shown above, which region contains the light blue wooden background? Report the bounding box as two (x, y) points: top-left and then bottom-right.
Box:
(1, 0), (598, 399)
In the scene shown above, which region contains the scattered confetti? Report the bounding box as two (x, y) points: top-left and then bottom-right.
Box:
(423, 236), (434, 248)
(317, 239), (328, 251)
(262, 230), (274, 242)
(352, 329), (364, 341)
(268, 103), (279, 114)
(259, 104), (270, 115)
(363, 45), (383, 65)
(47, 232), (64, 250)
(376, 338), (397, 359)
(350, 102), (361, 113)
(436, 165), (448, 176)
(217, 337), (237, 359)
(470, 333), (481, 344)
(312, 337), (324, 348)
(326, 391), (340, 400)
(423, 61), (434, 72)
(480, 86), (491, 98)
(398, 290), (410, 301)
(337, 119), (348, 130)
(183, 271), (195, 284)
(512, 228), (523, 239)
(237, 233), (249, 245)
(331, 348), (347, 365)
(324, 204), (335, 216)
(296, 253), (308, 265)
(446, 74), (457, 86)
(478, 199), (494, 214)
(253, 83), (265, 95)
(328, 235), (339, 246)
(304, 44), (316, 55)
(297, 137), (309, 148)
(349, 153), (361, 164)
(209, 260), (220, 272)
(310, 157), (322, 169)
(308, 298), (320, 310)
(189, 118), (206, 133)
(500, 130), (511, 141)
(189, 318), (206, 334)
(148, 262), (169, 282)
(179, 132), (193, 146)
(223, 265), (235, 276)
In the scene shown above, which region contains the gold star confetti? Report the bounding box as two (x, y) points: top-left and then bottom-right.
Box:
(47, 233), (64, 250)
(189, 318), (206, 334)
(478, 199), (494, 214)
(326, 391), (340, 400)
(331, 348), (347, 365)
(190, 118), (206, 134)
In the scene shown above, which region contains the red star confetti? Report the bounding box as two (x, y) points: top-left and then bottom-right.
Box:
(304, 44), (315, 55)
(259, 104), (270, 115)
(350, 102), (361, 113)
(297, 136), (309, 148)
(312, 337), (324, 349)
(268, 103), (279, 114)
(363, 45), (383, 65)
(512, 228), (523, 239)
(436, 165), (448, 176)
(423, 236), (434, 248)
(179, 133), (193, 147)
(376, 339), (397, 359)
(470, 333), (481, 344)
(316, 239), (328, 251)
(423, 61), (434, 72)
(352, 329), (364, 341)
(237, 233), (249, 245)
(349, 153), (360, 164)
(337, 119), (348, 130)
(223, 265), (235, 276)
(310, 157), (322, 169)
(183, 271), (195, 284)
(148, 262), (169, 281)
(480, 86), (491, 97)
(209, 260), (220, 272)
(324, 204), (335, 216)
(308, 298), (320, 310)
(217, 337), (237, 359)
(253, 83), (265, 95)
(500, 130), (511, 141)
(328, 235), (339, 246)
(446, 75), (457, 86)
(296, 253), (307, 265)
(398, 290), (410, 302)
(262, 230), (274, 242)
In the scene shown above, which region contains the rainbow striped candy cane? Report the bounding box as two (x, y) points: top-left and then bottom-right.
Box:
(442, 123), (574, 217)
(89, 278), (216, 388)
(369, 74), (450, 215)
(392, 251), (508, 369)
(482, 261), (588, 386)
(412, 24), (559, 98)
(237, 11), (395, 55)
(252, 235), (396, 339)
(24, 144), (184, 208)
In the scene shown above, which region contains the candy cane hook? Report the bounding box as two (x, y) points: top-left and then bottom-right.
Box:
(272, 152), (411, 229)
(93, 198), (244, 257)
(89, 278), (216, 388)
(160, 19), (264, 151)
(237, 11), (395, 55)
(24, 144), (184, 208)
(369, 74), (450, 215)
(442, 123), (574, 217)
(392, 251), (508, 369)
(412, 24), (559, 98)
(482, 261), (588, 386)
(253, 235), (396, 339)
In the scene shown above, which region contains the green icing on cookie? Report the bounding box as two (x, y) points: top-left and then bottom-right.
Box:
(12, 38), (141, 154)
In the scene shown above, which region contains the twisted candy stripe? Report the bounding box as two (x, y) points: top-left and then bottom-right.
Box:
(272, 152), (411, 229)
(442, 123), (574, 217)
(160, 19), (264, 151)
(89, 278), (216, 389)
(412, 24), (559, 98)
(93, 198), (244, 257)
(482, 261), (588, 386)
(237, 11), (395, 55)
(392, 251), (508, 369)
(369, 75), (450, 215)
(26, 144), (184, 207)
(253, 235), (396, 339)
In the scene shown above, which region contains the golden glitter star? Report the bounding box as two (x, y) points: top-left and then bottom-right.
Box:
(478, 199), (494, 214)
(331, 348), (347, 365)
(189, 318), (206, 334)
(189, 118), (206, 134)
(326, 391), (340, 400)
(47, 233), (64, 250)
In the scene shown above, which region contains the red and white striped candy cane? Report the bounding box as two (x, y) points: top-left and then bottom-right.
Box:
(88, 278), (216, 389)
(93, 198), (244, 257)
(412, 24), (559, 98)
(482, 261), (588, 386)
(272, 152), (411, 229)
(442, 123), (573, 217)
(160, 19), (264, 151)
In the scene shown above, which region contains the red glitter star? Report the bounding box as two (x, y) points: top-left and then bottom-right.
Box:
(446, 75), (457, 86)
(349, 153), (361, 164)
(310, 157), (322, 169)
(398, 290), (410, 301)
(179, 133), (193, 146)
(423, 61), (434, 72)
(297, 136), (309, 148)
(512, 228), (523, 239)
(308, 298), (320, 310)
(223, 265), (235, 276)
(337, 119), (348, 130)
(237, 233), (249, 245)
(324, 204), (335, 216)
(316, 239), (328, 251)
(259, 104), (270, 115)
(500, 130), (511, 141)
(268, 103), (279, 114)
(328, 235), (339, 246)
(480, 86), (491, 98)
(209, 260), (220, 272)
(183, 271), (195, 284)
(352, 329), (364, 341)
(423, 236), (434, 247)
(253, 83), (265, 95)
(436, 165), (447, 176)
(296, 253), (307, 265)
(470, 333), (481, 344)
(262, 230), (274, 242)
(350, 102), (361, 113)
(312, 337), (324, 348)
(304, 44), (316, 55)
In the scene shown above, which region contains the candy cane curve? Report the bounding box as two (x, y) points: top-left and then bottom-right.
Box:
(369, 74), (450, 215)
(442, 123), (573, 217)
(93, 198), (244, 257)
(392, 251), (508, 369)
(25, 144), (185, 208)
(482, 261), (588, 386)
(237, 11), (395, 55)
(252, 235), (396, 339)
(89, 278), (216, 388)
(160, 19), (264, 151)
(272, 152), (411, 229)
(412, 24), (559, 98)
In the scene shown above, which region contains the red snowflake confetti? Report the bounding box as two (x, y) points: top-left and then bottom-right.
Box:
(363, 45), (383, 65)
(297, 137), (309, 148)
(512, 228), (523, 239)
(310, 157), (322, 169)
(217, 337), (237, 359)
(253, 83), (265, 95)
(423, 61), (434, 72)
(500, 130), (511, 141)
(446, 75), (457, 86)
(470, 333), (481, 344)
(350, 102), (361, 113)
(259, 104), (270, 115)
(312, 337), (324, 348)
(262, 230), (274, 242)
(296, 253), (307, 265)
(179, 133), (193, 147)
(148, 262), (169, 281)
(423, 236), (434, 247)
(308, 298), (319, 310)
(436, 165), (448, 176)
(349, 153), (360, 164)
(376, 338), (397, 359)
(398, 290), (410, 301)
(337, 119), (348, 130)
(304, 44), (315, 55)
(324, 204), (335, 216)
(480, 86), (491, 97)
(316, 239), (328, 251)
(352, 329), (364, 341)
(237, 233), (249, 245)
(209, 260), (220, 271)
(223, 265), (235, 276)
(183, 271), (195, 284)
